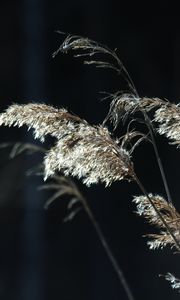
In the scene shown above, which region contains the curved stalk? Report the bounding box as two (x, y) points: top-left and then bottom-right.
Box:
(143, 111), (173, 204)
(75, 190), (135, 300)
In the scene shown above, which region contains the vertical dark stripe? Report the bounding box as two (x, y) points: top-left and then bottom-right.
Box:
(20, 1), (45, 299)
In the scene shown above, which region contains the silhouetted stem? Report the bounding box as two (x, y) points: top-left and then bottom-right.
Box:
(143, 111), (172, 204)
(76, 193), (135, 300)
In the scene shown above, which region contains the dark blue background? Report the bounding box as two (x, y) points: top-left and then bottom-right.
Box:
(0, 1), (180, 299)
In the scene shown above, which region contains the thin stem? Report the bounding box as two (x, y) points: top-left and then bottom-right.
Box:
(132, 171), (180, 251)
(79, 194), (135, 300)
(143, 111), (173, 204)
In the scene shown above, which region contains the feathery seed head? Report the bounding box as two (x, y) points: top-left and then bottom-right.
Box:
(133, 194), (180, 250)
(104, 94), (164, 128)
(0, 103), (133, 186)
(0, 103), (87, 142)
(155, 103), (180, 146)
(44, 125), (133, 186)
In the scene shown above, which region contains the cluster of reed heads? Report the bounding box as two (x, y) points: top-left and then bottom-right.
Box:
(0, 33), (180, 298)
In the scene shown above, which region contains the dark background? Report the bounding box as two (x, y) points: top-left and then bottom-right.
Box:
(0, 1), (180, 299)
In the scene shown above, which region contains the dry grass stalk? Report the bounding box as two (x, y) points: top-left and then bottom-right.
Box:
(55, 34), (173, 205)
(2, 33), (180, 297)
(53, 34), (138, 96)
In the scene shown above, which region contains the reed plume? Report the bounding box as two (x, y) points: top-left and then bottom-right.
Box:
(0, 103), (134, 186)
(0, 103), (85, 141)
(154, 103), (180, 146)
(104, 92), (180, 149)
(103, 93), (165, 128)
(133, 194), (180, 250)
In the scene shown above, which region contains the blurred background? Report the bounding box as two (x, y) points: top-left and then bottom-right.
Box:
(0, 0), (180, 299)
